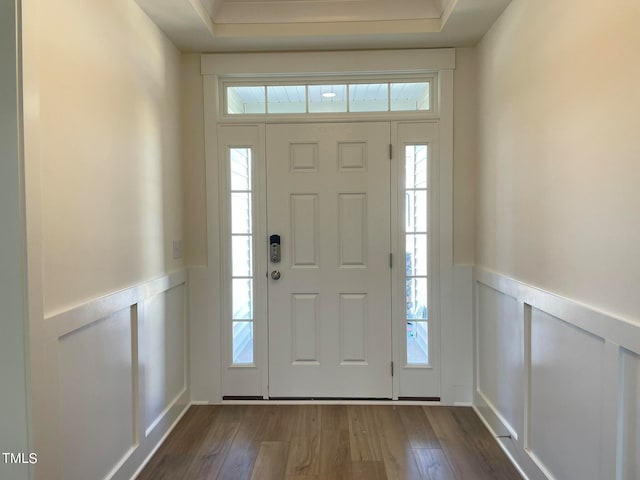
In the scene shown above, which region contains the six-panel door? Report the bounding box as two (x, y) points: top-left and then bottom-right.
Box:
(266, 123), (392, 398)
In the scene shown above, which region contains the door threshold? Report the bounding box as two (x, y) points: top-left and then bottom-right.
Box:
(220, 397), (441, 405)
(269, 397), (391, 401)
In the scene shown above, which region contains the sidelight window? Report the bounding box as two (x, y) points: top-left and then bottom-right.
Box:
(229, 147), (255, 364)
(404, 145), (429, 365)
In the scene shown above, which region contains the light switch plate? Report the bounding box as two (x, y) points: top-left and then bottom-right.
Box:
(172, 240), (183, 259)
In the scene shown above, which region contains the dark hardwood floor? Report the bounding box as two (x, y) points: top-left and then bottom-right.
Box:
(137, 405), (522, 480)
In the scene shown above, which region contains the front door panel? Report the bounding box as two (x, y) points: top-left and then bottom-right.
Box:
(267, 123), (392, 398)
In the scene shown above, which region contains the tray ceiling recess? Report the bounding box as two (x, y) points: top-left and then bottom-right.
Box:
(134, 0), (512, 52)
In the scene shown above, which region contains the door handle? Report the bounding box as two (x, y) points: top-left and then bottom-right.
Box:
(271, 270), (281, 280)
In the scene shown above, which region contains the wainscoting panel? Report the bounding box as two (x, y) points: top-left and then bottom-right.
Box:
(43, 271), (189, 480)
(529, 309), (605, 480)
(476, 283), (522, 439)
(142, 284), (187, 435)
(57, 307), (135, 480)
(473, 267), (640, 480)
(620, 349), (640, 480)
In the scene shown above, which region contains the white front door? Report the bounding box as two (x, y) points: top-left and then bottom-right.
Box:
(266, 123), (392, 398)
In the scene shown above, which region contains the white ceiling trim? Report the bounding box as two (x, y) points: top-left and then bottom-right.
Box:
(133, 0), (511, 52)
(213, 18), (442, 38)
(213, 0), (448, 24)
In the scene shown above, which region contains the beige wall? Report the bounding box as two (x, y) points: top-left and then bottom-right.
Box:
(34, 0), (184, 315)
(181, 54), (208, 266)
(453, 47), (477, 265)
(476, 0), (640, 322)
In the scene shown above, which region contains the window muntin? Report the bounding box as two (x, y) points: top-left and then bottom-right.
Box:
(405, 145), (429, 365)
(229, 147), (255, 365)
(225, 79), (433, 115)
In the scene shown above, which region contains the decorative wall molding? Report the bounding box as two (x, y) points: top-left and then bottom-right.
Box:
(473, 267), (640, 480)
(37, 270), (190, 480)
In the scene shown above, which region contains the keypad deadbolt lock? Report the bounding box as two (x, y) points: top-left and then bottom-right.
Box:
(270, 234), (281, 263)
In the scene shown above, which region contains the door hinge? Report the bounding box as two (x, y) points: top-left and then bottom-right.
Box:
(389, 144), (393, 160)
(389, 253), (393, 268)
(391, 361), (394, 377)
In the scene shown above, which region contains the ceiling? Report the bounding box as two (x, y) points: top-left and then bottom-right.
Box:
(134, 0), (512, 52)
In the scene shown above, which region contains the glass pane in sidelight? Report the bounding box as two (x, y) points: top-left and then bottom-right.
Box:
(232, 278), (253, 320)
(232, 321), (254, 364)
(405, 234), (428, 277)
(407, 321), (428, 364)
(232, 235), (253, 277)
(405, 190), (428, 233)
(405, 145), (428, 189)
(406, 277), (428, 320)
(230, 148), (251, 191)
(231, 192), (252, 234)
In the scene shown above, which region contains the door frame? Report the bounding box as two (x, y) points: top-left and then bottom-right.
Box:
(197, 49), (456, 403)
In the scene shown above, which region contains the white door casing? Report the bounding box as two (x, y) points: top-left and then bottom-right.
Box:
(393, 122), (441, 398)
(198, 50), (457, 405)
(266, 123), (392, 398)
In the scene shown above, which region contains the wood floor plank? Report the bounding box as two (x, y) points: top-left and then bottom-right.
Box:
(372, 406), (423, 480)
(351, 460), (388, 480)
(216, 406), (268, 480)
(397, 406), (441, 449)
(287, 435), (322, 476)
(250, 441), (290, 480)
(181, 406), (243, 479)
(287, 405), (322, 476)
(348, 405), (383, 461)
(413, 448), (456, 480)
(258, 405), (298, 442)
(319, 406), (351, 480)
(138, 454), (192, 480)
(137, 406), (227, 480)
(321, 405), (349, 430)
(424, 407), (522, 480)
(319, 429), (352, 480)
(138, 405), (522, 480)
(292, 405), (322, 437)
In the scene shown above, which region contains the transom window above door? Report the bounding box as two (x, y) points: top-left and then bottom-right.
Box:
(223, 78), (434, 115)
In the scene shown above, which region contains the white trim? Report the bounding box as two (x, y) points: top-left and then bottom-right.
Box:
(474, 268), (640, 355)
(195, 48), (457, 404)
(44, 271), (187, 337)
(201, 49), (456, 76)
